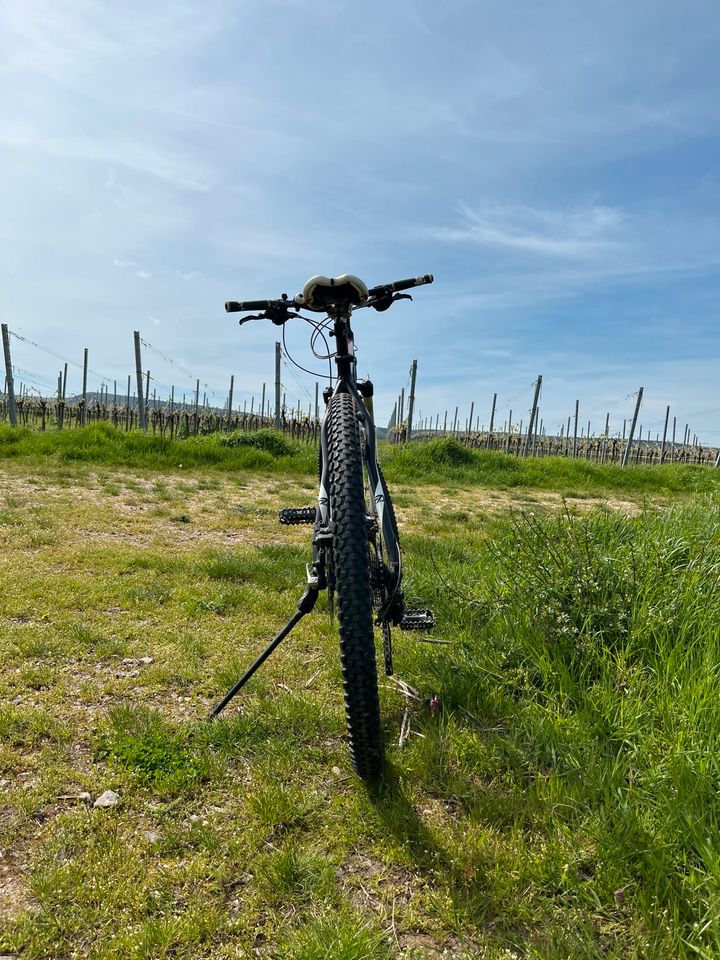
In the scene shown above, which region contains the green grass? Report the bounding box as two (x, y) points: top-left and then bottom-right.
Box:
(382, 436), (720, 497)
(0, 422), (316, 475)
(2, 450), (720, 957)
(2, 423), (719, 500)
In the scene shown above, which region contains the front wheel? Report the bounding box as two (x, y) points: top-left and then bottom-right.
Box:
(327, 392), (384, 781)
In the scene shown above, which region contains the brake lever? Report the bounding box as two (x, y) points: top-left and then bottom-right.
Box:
(369, 293), (413, 312)
(238, 307), (303, 326)
(267, 305), (304, 325)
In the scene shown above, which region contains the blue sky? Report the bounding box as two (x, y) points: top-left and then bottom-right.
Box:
(2, 0), (719, 440)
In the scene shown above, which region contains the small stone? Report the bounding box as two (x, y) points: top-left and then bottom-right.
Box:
(143, 831), (161, 844)
(138, 656), (154, 665)
(78, 792), (92, 805)
(93, 789), (119, 809)
(331, 766), (342, 777)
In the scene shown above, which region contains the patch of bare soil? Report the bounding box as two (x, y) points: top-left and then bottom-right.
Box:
(398, 484), (644, 530)
(0, 861), (36, 921)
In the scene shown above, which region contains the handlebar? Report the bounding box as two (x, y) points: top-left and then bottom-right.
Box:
(224, 274), (433, 320)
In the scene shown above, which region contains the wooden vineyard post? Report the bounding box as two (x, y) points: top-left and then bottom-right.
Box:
(487, 392), (497, 448)
(81, 348), (88, 426)
(407, 359), (417, 442)
(573, 400), (579, 459)
(660, 405), (670, 465)
(621, 387), (643, 468)
(602, 412), (610, 463)
(1, 323), (17, 427)
(468, 401), (474, 437)
(523, 375), (542, 457)
(133, 331), (146, 430)
(227, 375), (234, 431)
(275, 343), (281, 430)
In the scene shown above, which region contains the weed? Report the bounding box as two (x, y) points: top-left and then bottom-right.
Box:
(95, 706), (217, 794)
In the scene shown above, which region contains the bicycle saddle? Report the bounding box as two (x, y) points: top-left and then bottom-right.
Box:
(297, 274), (369, 312)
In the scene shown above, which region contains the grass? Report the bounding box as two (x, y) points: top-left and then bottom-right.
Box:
(1, 438), (720, 957)
(0, 422), (316, 475)
(381, 436), (720, 497)
(2, 422), (720, 500)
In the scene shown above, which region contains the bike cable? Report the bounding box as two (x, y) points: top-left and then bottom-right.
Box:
(280, 317), (335, 383)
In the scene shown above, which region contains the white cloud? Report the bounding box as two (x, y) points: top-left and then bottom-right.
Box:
(112, 258), (136, 268)
(433, 202), (628, 260)
(135, 270), (152, 280)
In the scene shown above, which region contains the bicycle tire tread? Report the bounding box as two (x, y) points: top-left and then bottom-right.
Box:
(328, 392), (384, 781)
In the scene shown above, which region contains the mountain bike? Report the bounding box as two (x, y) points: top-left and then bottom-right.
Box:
(210, 273), (435, 781)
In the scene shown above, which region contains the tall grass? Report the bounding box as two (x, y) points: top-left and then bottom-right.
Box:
(0, 422), (316, 474)
(382, 437), (720, 496)
(405, 499), (720, 956)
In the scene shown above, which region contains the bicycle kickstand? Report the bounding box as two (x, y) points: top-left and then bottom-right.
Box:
(208, 584), (319, 719)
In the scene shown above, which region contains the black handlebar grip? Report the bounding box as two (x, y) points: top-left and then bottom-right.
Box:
(392, 274), (434, 292)
(225, 299), (272, 313)
(368, 274), (434, 297)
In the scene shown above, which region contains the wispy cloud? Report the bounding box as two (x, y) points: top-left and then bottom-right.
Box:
(113, 259), (151, 280)
(433, 202), (628, 260)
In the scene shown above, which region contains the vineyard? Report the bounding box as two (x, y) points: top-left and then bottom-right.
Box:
(410, 428), (720, 467)
(0, 394), (321, 444)
(2, 392), (718, 468)
(2, 324), (719, 467)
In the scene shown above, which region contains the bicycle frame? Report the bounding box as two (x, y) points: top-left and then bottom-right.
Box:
(314, 305), (401, 612)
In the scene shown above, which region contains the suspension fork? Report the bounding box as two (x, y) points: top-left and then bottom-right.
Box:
(318, 306), (401, 579)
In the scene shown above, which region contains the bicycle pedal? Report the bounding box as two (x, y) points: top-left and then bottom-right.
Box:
(278, 506), (316, 525)
(399, 609), (435, 631)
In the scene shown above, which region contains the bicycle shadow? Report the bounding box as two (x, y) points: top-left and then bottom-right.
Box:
(364, 761), (510, 946)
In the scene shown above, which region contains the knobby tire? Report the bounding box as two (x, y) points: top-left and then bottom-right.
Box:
(328, 392), (384, 781)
